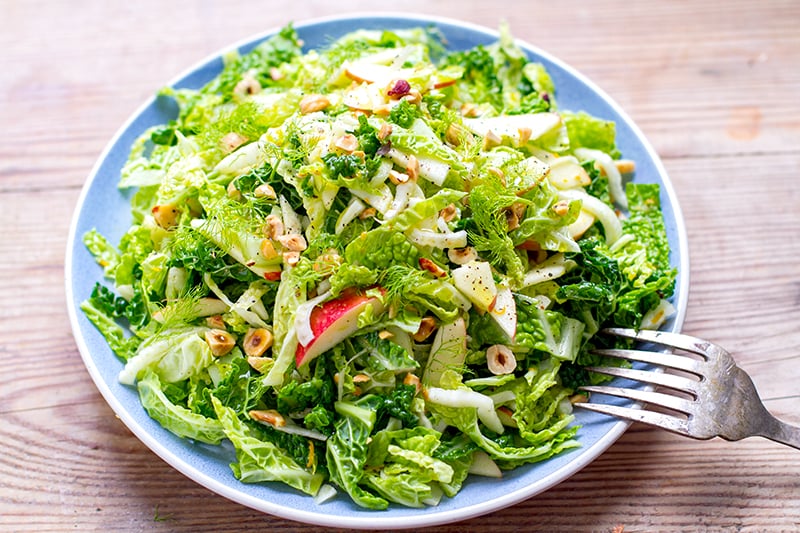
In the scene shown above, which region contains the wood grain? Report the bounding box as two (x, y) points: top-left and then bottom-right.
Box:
(1, 0), (799, 531)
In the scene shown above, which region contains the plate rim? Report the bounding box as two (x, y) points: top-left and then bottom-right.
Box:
(65, 11), (689, 529)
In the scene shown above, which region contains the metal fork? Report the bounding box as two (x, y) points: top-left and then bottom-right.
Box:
(574, 327), (800, 450)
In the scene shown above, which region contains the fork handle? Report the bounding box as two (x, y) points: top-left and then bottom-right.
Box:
(761, 415), (800, 450)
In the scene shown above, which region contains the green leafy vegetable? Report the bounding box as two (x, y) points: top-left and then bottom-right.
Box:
(81, 22), (677, 510)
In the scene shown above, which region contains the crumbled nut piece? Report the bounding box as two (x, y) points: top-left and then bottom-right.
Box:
(445, 123), (467, 146)
(359, 207), (377, 220)
(419, 257), (447, 278)
(403, 373), (421, 394)
(378, 330), (394, 340)
(483, 129), (502, 150)
(262, 214), (284, 238)
(373, 103), (392, 116)
(503, 202), (526, 231)
(353, 374), (371, 383)
(268, 67), (284, 81)
(460, 102), (480, 117)
(299, 94), (330, 114)
(552, 200), (571, 216)
(517, 127), (532, 145)
(447, 246), (478, 265)
(487, 166), (506, 184)
(205, 315), (226, 330)
(569, 393), (589, 404)
(413, 316), (438, 342)
(486, 344), (517, 375)
(243, 328), (273, 357)
(233, 75), (261, 100)
(314, 249), (343, 272)
(254, 183), (277, 200)
(377, 122), (393, 141)
(405, 155), (420, 181)
(439, 203), (457, 222)
(283, 250), (301, 266)
(615, 159), (636, 174)
(389, 169), (410, 185)
(260, 238), (278, 260)
(249, 409), (285, 427)
(220, 132), (248, 153)
(247, 356), (273, 373)
(334, 133), (358, 153)
(151, 204), (180, 230)
(204, 329), (236, 357)
(276, 233), (308, 252)
(518, 240), (548, 264)
(402, 88), (422, 105)
(227, 180), (241, 201)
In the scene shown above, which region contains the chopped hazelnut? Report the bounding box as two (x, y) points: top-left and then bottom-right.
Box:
(276, 233), (308, 252)
(247, 356), (273, 373)
(227, 181), (242, 201)
(405, 155), (420, 181)
(204, 329), (236, 357)
(483, 129), (502, 150)
(447, 246), (478, 265)
(233, 75), (261, 100)
(389, 169), (410, 185)
(358, 207), (377, 220)
(262, 214), (284, 238)
(439, 203), (457, 222)
(220, 132), (248, 153)
(403, 373), (421, 394)
(243, 328), (273, 357)
(413, 316), (438, 342)
(205, 315), (226, 330)
(486, 344), (517, 375)
(299, 94), (330, 114)
(283, 250), (301, 266)
(260, 238), (278, 260)
(249, 409), (285, 427)
(254, 183), (277, 200)
(377, 122), (393, 141)
(334, 133), (358, 153)
(419, 257), (447, 278)
(552, 200), (571, 216)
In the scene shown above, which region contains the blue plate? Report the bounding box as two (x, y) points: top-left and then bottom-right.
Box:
(66, 14), (689, 529)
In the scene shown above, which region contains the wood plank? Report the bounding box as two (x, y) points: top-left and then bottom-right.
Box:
(2, 0), (800, 531)
(1, 0), (798, 191)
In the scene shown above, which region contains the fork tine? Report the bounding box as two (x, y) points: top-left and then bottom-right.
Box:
(580, 385), (694, 415)
(574, 402), (690, 435)
(603, 327), (713, 358)
(586, 365), (699, 394)
(592, 348), (704, 375)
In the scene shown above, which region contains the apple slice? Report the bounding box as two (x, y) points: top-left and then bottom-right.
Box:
(569, 209), (596, 239)
(452, 261), (498, 312)
(468, 450), (503, 478)
(546, 156), (591, 190)
(463, 113), (562, 147)
(344, 62), (398, 85)
(295, 288), (385, 368)
(489, 287), (517, 341)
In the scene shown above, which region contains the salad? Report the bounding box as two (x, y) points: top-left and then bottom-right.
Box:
(81, 24), (676, 509)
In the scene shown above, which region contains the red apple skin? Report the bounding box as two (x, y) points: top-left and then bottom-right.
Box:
(344, 64), (385, 84)
(295, 288), (385, 368)
(432, 78), (457, 89)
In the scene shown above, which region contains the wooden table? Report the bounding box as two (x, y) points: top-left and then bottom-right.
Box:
(2, 1), (798, 531)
